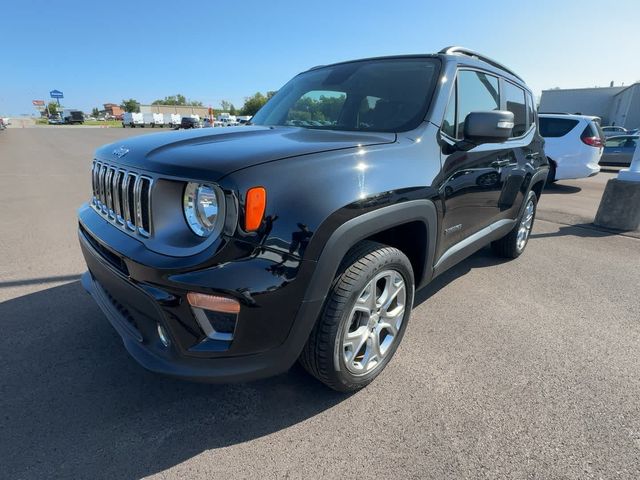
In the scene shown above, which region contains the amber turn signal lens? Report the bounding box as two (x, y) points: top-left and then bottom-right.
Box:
(187, 292), (240, 314)
(245, 187), (266, 231)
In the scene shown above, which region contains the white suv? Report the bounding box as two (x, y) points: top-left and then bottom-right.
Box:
(538, 114), (604, 182)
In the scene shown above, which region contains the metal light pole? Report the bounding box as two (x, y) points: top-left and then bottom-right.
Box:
(594, 142), (640, 230)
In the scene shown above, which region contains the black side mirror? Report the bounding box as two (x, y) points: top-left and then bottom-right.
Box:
(444, 110), (514, 153)
(464, 110), (514, 143)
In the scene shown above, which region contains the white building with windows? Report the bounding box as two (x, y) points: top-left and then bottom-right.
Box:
(539, 83), (640, 128)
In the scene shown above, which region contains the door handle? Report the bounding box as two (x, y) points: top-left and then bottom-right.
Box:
(491, 159), (511, 168)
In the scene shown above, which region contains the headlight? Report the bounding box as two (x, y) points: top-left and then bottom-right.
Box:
(183, 182), (223, 237)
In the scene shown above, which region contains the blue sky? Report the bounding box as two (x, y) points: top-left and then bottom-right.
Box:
(1, 0), (638, 116)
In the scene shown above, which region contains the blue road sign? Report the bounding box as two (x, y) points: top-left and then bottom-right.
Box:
(50, 90), (64, 99)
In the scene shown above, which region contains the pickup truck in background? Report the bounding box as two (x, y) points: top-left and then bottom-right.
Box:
(62, 109), (84, 125)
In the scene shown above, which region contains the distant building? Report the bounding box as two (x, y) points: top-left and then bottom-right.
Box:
(103, 103), (124, 118)
(539, 83), (640, 128)
(140, 104), (209, 118)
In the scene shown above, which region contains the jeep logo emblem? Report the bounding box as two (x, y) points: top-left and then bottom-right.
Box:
(112, 146), (129, 158)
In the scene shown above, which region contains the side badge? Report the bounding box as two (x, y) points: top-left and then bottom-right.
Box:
(113, 146), (129, 158)
(444, 224), (463, 235)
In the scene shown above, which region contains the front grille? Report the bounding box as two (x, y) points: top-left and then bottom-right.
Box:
(91, 161), (153, 237)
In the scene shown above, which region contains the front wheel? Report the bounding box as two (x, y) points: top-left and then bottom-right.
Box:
(299, 241), (414, 392)
(491, 190), (537, 258)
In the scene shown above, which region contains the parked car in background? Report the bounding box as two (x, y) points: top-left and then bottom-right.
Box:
(538, 113), (603, 182)
(602, 126), (628, 137)
(600, 135), (638, 167)
(48, 114), (63, 125)
(178, 116), (201, 129)
(78, 46), (549, 391)
(236, 115), (252, 125)
(122, 112), (144, 128)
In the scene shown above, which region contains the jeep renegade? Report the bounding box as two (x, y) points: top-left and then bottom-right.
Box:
(78, 46), (548, 391)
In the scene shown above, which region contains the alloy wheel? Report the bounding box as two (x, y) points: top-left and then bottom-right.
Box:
(342, 269), (407, 375)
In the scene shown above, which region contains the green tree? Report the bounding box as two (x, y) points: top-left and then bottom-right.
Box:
(91, 107), (100, 118)
(152, 94), (203, 106)
(47, 101), (59, 115)
(220, 100), (232, 112)
(121, 98), (140, 113)
(240, 92), (269, 116)
(229, 104), (237, 115)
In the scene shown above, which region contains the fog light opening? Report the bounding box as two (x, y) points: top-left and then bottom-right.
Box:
(157, 323), (171, 348)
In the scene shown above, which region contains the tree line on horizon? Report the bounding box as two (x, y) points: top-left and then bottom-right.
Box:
(118, 91), (278, 117)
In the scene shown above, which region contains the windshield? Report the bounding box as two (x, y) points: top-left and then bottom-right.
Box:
(251, 58), (440, 132)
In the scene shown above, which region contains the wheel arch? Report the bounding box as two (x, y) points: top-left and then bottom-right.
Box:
(302, 200), (438, 304)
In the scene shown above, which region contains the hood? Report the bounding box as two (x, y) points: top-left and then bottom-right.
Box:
(95, 126), (396, 181)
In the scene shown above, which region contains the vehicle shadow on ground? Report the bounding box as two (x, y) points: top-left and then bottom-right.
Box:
(0, 281), (349, 479)
(1, 248), (512, 478)
(529, 223), (628, 240)
(414, 246), (508, 308)
(543, 183), (582, 194)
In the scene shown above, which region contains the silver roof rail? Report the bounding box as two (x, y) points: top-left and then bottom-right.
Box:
(439, 46), (524, 82)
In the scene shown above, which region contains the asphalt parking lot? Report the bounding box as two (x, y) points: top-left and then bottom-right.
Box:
(1, 128), (639, 479)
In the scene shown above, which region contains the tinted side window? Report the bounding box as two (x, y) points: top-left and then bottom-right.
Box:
(539, 118), (579, 137)
(503, 81), (527, 137)
(457, 70), (500, 139)
(441, 80), (456, 138)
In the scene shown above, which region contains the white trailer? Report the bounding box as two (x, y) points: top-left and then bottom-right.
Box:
(153, 113), (165, 127)
(165, 113), (181, 128)
(123, 112), (144, 128)
(142, 113), (165, 128)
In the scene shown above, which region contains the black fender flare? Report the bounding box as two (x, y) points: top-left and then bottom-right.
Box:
(303, 199), (438, 304)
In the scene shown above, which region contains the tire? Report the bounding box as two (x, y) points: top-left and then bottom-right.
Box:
(491, 190), (537, 259)
(547, 161), (557, 183)
(299, 240), (415, 392)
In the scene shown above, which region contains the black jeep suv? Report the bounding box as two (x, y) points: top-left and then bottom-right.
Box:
(78, 47), (548, 391)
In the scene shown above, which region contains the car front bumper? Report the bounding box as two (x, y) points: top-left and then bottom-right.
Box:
(78, 217), (322, 383)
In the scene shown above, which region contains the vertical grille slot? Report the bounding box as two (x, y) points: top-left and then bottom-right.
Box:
(124, 173), (137, 231)
(139, 177), (152, 236)
(113, 170), (125, 224)
(99, 165), (108, 211)
(105, 168), (115, 216)
(91, 162), (100, 203)
(90, 161), (153, 238)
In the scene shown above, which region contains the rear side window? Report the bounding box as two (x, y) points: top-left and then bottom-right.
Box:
(539, 117), (579, 137)
(456, 70), (500, 138)
(503, 81), (527, 137)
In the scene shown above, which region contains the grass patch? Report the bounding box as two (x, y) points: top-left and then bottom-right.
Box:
(83, 120), (122, 127)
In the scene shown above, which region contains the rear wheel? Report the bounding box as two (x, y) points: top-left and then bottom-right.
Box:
(491, 190), (537, 259)
(299, 241), (414, 392)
